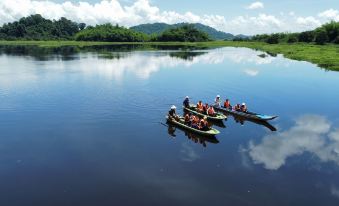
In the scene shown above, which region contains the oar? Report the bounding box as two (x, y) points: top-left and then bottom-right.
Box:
(159, 122), (168, 127)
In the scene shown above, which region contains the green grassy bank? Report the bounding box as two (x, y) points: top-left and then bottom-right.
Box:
(0, 40), (338, 71)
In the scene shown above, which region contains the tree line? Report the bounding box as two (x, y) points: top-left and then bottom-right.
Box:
(250, 21), (339, 45)
(0, 15), (210, 42)
(0, 14), (84, 40)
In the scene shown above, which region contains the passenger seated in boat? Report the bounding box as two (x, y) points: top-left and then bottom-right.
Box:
(183, 96), (190, 108)
(241, 103), (248, 112)
(168, 105), (179, 121)
(223, 99), (232, 109)
(203, 103), (209, 113)
(191, 116), (200, 129)
(214, 95), (221, 107)
(184, 113), (191, 125)
(234, 104), (241, 111)
(197, 101), (204, 112)
(199, 116), (209, 131)
(207, 106), (216, 116)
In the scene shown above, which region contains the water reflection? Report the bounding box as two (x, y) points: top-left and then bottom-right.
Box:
(231, 115), (277, 131)
(0, 45), (281, 85)
(248, 115), (339, 170)
(331, 186), (339, 199)
(0, 45), (208, 61)
(167, 124), (219, 148)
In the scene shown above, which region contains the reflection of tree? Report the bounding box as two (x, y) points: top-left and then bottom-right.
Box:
(0, 44), (209, 61)
(169, 51), (207, 61)
(0, 45), (80, 61)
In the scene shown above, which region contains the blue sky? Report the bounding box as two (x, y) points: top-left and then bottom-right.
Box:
(0, 0), (338, 35)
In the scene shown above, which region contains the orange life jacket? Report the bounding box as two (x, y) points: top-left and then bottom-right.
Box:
(207, 107), (215, 115)
(224, 101), (230, 108)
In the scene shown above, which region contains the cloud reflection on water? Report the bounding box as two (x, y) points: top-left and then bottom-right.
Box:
(79, 48), (276, 81)
(0, 47), (279, 90)
(248, 115), (339, 170)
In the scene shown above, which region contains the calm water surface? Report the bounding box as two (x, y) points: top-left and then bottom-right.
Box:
(0, 45), (339, 206)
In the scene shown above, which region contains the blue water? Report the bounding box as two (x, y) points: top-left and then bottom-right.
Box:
(0, 45), (339, 206)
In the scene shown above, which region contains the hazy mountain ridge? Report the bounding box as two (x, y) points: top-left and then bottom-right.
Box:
(130, 23), (246, 40)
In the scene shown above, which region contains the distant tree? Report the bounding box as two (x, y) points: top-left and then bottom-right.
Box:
(334, 36), (339, 44)
(315, 29), (329, 45)
(298, 31), (314, 42)
(266, 34), (279, 44)
(0, 14), (79, 40)
(320, 21), (339, 43)
(78, 23), (86, 30)
(157, 24), (210, 42)
(287, 35), (298, 43)
(75, 23), (148, 42)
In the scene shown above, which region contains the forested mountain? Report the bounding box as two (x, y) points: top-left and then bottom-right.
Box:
(0, 14), (83, 40)
(130, 23), (235, 40)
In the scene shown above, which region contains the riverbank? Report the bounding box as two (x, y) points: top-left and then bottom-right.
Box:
(0, 40), (338, 71)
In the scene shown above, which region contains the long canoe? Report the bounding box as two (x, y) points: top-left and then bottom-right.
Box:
(183, 104), (227, 121)
(213, 106), (278, 121)
(166, 116), (220, 136)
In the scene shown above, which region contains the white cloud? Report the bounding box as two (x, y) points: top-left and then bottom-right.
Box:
(246, 2), (264, 10)
(0, 0), (337, 35)
(248, 115), (339, 170)
(318, 9), (339, 21)
(296, 16), (322, 29)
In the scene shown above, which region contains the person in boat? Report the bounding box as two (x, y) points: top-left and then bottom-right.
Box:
(241, 103), (248, 112)
(168, 105), (179, 121)
(183, 96), (190, 108)
(223, 98), (232, 109)
(234, 103), (241, 111)
(199, 116), (209, 131)
(184, 113), (191, 125)
(214, 95), (221, 108)
(203, 103), (209, 114)
(196, 100), (204, 112)
(207, 106), (216, 116)
(191, 115), (200, 129)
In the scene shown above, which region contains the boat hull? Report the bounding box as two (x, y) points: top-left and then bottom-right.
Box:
(166, 116), (220, 136)
(183, 105), (227, 121)
(214, 106), (277, 121)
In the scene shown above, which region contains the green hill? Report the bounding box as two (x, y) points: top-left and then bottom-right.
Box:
(130, 23), (235, 40)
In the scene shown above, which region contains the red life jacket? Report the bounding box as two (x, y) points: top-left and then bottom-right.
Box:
(224, 101), (230, 108)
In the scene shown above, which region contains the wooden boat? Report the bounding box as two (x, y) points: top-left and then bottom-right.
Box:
(213, 106), (278, 121)
(183, 104), (227, 121)
(166, 116), (220, 136)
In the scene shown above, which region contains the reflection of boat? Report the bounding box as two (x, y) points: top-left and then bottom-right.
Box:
(214, 106), (277, 121)
(166, 116), (220, 136)
(232, 115), (277, 131)
(167, 125), (219, 147)
(183, 105), (227, 121)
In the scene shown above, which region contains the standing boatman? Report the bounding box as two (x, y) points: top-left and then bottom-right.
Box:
(183, 96), (190, 108)
(214, 95), (221, 108)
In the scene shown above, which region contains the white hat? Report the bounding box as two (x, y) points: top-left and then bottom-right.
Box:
(216, 95), (220, 98)
(242, 103), (246, 106)
(185, 96), (189, 99)
(171, 105), (177, 109)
